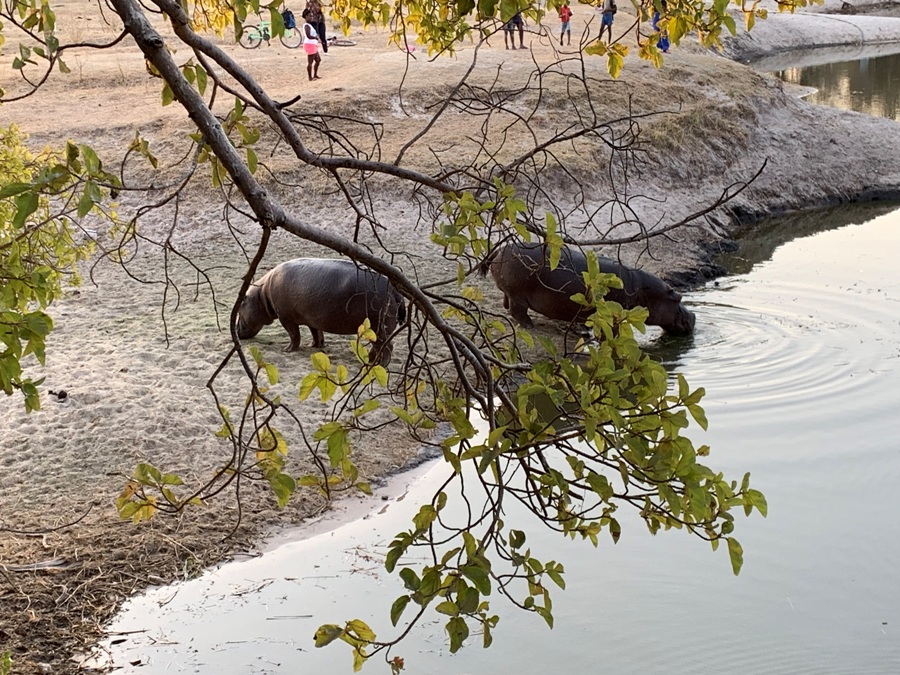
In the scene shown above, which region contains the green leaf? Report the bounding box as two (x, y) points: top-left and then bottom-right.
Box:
(299, 373), (318, 400)
(161, 83), (175, 106)
(461, 564), (491, 595)
(446, 616), (469, 653)
(413, 504), (437, 532)
(545, 567), (566, 590)
(457, 584), (480, 614)
(326, 427), (350, 466)
(267, 472), (296, 508)
(390, 595), (411, 626)
(263, 362), (278, 385)
(0, 182), (32, 198)
(385, 545), (404, 573)
(352, 647), (367, 672)
(195, 64), (208, 95)
(354, 399), (381, 417)
(311, 351), (331, 372)
(347, 619), (376, 642)
(687, 403), (708, 430)
(535, 605), (554, 628)
(722, 13), (737, 35)
(12, 191), (38, 229)
(313, 420), (342, 441)
(747, 489), (768, 517)
(727, 537), (744, 575)
(76, 185), (96, 218)
(314, 624), (345, 647)
(80, 144), (100, 174)
(586, 472), (614, 501)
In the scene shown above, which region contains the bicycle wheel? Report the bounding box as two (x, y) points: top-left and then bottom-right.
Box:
(280, 28), (303, 49)
(239, 25), (263, 49)
(329, 37), (356, 47)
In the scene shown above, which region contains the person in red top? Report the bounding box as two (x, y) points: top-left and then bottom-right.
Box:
(559, 2), (573, 45)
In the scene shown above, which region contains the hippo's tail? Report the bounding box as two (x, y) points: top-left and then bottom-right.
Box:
(477, 246), (500, 278)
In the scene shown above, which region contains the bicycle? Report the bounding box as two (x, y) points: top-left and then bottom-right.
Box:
(238, 19), (304, 49)
(327, 35), (356, 47)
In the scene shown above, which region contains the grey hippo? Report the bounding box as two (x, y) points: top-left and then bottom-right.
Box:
(480, 242), (695, 335)
(235, 258), (407, 365)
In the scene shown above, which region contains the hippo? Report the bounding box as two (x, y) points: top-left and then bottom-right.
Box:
(235, 258), (407, 365)
(480, 242), (695, 335)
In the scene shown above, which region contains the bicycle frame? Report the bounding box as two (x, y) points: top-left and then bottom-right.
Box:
(238, 19), (303, 49)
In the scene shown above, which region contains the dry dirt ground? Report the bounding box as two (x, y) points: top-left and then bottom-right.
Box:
(2, 0), (900, 672)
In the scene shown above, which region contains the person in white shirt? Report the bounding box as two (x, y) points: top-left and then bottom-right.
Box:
(301, 8), (322, 81)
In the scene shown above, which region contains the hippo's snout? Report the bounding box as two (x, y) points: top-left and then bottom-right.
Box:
(669, 306), (696, 336)
(235, 320), (252, 339)
(235, 314), (263, 340)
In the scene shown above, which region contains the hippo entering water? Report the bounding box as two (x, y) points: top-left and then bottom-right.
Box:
(236, 258), (407, 365)
(480, 242), (696, 335)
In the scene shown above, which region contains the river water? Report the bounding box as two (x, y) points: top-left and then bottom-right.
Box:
(762, 46), (900, 120)
(99, 61), (900, 673)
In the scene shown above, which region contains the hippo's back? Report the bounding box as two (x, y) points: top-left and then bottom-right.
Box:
(491, 243), (589, 322)
(266, 258), (396, 334)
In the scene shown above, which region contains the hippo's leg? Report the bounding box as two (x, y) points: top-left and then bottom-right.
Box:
(279, 319), (303, 352)
(506, 297), (534, 328)
(309, 327), (326, 348)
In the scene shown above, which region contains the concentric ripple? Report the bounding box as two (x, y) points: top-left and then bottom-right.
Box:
(650, 219), (900, 442)
(680, 279), (899, 414)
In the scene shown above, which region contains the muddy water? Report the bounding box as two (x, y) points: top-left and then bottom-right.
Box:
(98, 202), (900, 673)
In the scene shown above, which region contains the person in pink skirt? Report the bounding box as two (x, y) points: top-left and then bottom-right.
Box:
(302, 8), (322, 80)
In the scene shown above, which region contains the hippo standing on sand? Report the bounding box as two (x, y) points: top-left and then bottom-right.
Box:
(236, 258), (407, 365)
(480, 242), (695, 335)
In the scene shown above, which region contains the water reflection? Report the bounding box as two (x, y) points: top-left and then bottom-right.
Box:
(717, 201), (899, 275)
(774, 51), (900, 119)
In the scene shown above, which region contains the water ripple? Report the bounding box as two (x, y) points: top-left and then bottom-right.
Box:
(656, 278), (900, 426)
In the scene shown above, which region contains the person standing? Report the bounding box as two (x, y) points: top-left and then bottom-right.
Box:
(504, 12), (526, 49)
(652, 1), (669, 53)
(305, 0), (327, 53)
(559, 2), (573, 45)
(600, 0), (615, 43)
(301, 9), (322, 80)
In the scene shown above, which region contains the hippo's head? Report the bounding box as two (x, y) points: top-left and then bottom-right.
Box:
(650, 287), (695, 336)
(235, 284), (273, 339)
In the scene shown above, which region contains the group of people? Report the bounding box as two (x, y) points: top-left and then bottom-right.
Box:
(296, 0), (670, 81)
(554, 1), (613, 46)
(510, 1), (669, 53)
